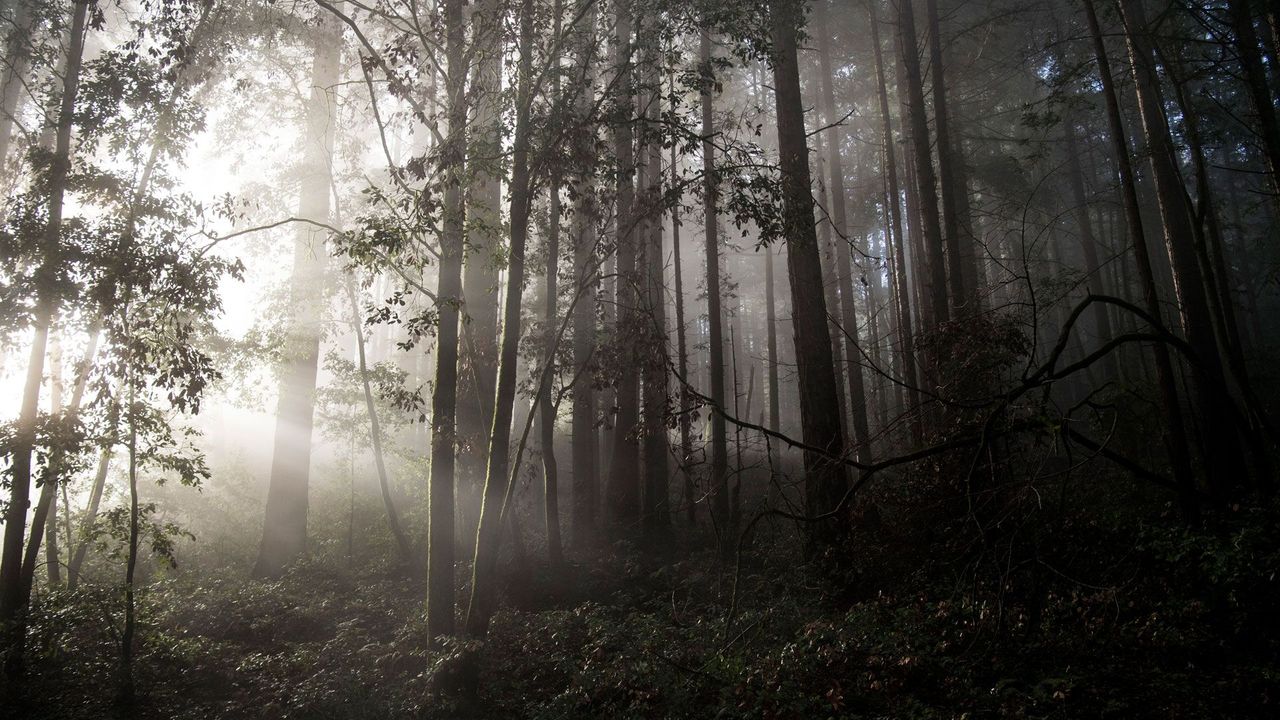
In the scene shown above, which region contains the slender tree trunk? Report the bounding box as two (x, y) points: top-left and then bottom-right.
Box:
(640, 29), (670, 535)
(1118, 0), (1251, 498)
(607, 0), (641, 533)
(1062, 119), (1118, 378)
(254, 15), (342, 578)
(671, 138), (695, 524)
(815, 138), (851, 445)
(541, 0), (564, 564)
(764, 245), (781, 476)
(1159, 53), (1253, 392)
(0, 0), (88, 676)
(570, 0), (599, 549)
(924, 0), (974, 311)
(68, 445), (112, 589)
(427, 0), (467, 639)
(347, 283), (413, 562)
(458, 0), (504, 541)
(0, 0), (36, 176)
(1081, 0), (1198, 519)
(700, 29), (730, 548)
(467, 0), (535, 637)
(869, 1), (923, 442)
(44, 335), (64, 587)
(897, 0), (949, 328)
(815, 6), (873, 463)
(771, 0), (849, 550)
(118, 385), (140, 706)
(1228, 0), (1280, 204)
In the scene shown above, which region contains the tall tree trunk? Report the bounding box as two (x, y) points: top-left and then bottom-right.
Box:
(570, 0), (600, 549)
(764, 245), (781, 472)
(699, 28), (730, 547)
(540, 0), (565, 567)
(458, 0), (504, 541)
(0, 0), (36, 176)
(607, 0), (641, 533)
(427, 0), (467, 639)
(118, 385), (140, 706)
(814, 5), (873, 463)
(640, 29), (670, 535)
(1228, 0), (1280, 203)
(1158, 51), (1254, 394)
(1118, 0), (1252, 499)
(869, 0), (923, 442)
(1062, 119), (1118, 378)
(671, 137), (695, 524)
(467, 0), (535, 637)
(43, 335), (64, 587)
(1081, 0), (1198, 519)
(815, 138), (851, 446)
(771, 0), (849, 549)
(924, 0), (975, 311)
(347, 282), (413, 562)
(253, 15), (342, 578)
(897, 0), (949, 328)
(68, 440), (111, 589)
(0, 0), (88, 676)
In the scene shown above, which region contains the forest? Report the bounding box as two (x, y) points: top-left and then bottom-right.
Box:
(1, 0), (1279, 716)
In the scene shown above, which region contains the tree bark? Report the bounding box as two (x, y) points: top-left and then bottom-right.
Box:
(467, 0), (535, 637)
(0, 0), (88, 675)
(814, 4), (873, 463)
(640, 25), (670, 535)
(0, 0), (36, 177)
(924, 0), (975, 311)
(896, 0), (950, 328)
(607, 0), (641, 533)
(347, 282), (413, 562)
(540, 0), (565, 566)
(458, 0), (504, 539)
(671, 135), (695, 524)
(1118, 0), (1251, 498)
(1081, 0), (1198, 519)
(1228, 0), (1280, 204)
(815, 137), (851, 446)
(1062, 119), (1118, 379)
(868, 1), (923, 442)
(254, 14), (342, 578)
(570, 0), (599, 549)
(427, 0), (467, 639)
(770, 0), (849, 550)
(699, 28), (730, 547)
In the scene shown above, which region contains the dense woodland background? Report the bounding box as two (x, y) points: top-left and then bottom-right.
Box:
(1, 0), (1279, 716)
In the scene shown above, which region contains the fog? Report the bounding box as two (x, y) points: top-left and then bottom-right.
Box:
(1, 0), (1279, 716)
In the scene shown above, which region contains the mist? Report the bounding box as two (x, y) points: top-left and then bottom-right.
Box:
(1, 0), (1279, 716)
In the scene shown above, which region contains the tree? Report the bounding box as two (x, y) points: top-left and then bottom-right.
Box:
(1080, 0), (1198, 517)
(896, 0), (949, 330)
(1117, 0), (1252, 498)
(699, 26), (729, 545)
(769, 0), (848, 549)
(814, 1), (872, 462)
(468, 0), (537, 636)
(458, 0), (504, 538)
(427, 0), (468, 639)
(253, 12), (343, 578)
(1, 0), (90, 675)
(540, 0), (565, 567)
(639, 14), (670, 535)
(607, 0), (641, 533)
(867, 0), (922, 442)
(570, 0), (600, 548)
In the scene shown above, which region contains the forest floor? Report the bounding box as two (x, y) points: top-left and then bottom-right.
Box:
(13, 495), (1280, 719)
